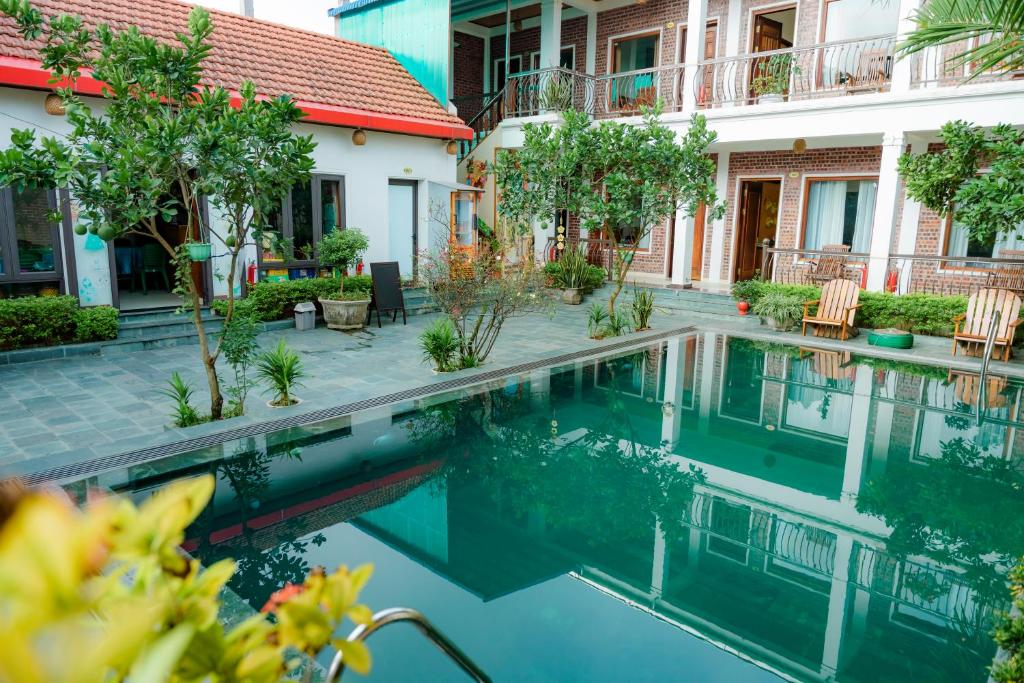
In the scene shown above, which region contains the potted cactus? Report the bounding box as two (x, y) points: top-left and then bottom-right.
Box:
(317, 228), (370, 330)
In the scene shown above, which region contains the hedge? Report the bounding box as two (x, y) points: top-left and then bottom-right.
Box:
(211, 275), (373, 322)
(0, 296), (119, 351)
(736, 281), (968, 337)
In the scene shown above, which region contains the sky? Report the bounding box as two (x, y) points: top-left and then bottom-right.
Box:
(181, 0), (337, 35)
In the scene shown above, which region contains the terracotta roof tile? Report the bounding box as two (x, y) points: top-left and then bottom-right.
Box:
(0, 0), (464, 127)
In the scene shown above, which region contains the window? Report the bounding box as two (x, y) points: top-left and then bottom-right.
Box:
(944, 216), (1024, 266)
(259, 174), (344, 268)
(821, 0), (898, 86)
(0, 186), (64, 296)
(823, 0), (899, 42)
(493, 55), (522, 93)
(612, 217), (652, 250)
(801, 178), (877, 251)
(609, 32), (660, 111)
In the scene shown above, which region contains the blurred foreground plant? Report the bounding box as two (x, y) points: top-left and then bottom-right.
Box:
(0, 475), (372, 682)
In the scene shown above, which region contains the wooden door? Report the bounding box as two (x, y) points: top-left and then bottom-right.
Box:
(750, 16), (787, 100)
(691, 202), (706, 280)
(735, 182), (763, 281)
(680, 23), (718, 105)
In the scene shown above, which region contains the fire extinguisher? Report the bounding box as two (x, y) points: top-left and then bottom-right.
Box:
(356, 260), (364, 276)
(885, 269), (898, 293)
(246, 260), (257, 285)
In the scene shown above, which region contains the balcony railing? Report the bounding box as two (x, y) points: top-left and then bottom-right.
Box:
(694, 34), (897, 108)
(760, 244), (870, 287)
(593, 64), (687, 118)
(886, 253), (1024, 297)
(909, 44), (1024, 88)
(503, 67), (595, 118)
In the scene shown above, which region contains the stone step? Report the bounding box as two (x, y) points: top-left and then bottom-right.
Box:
(118, 313), (224, 340)
(101, 319), (294, 356)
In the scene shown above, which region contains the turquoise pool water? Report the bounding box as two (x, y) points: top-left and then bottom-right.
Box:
(70, 333), (1024, 682)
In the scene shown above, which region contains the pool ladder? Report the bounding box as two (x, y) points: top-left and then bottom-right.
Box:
(327, 607), (492, 682)
(977, 309), (1001, 422)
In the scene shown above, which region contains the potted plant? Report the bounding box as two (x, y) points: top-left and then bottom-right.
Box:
(555, 245), (589, 304)
(316, 228), (370, 330)
(752, 291), (803, 331)
(751, 53), (800, 104)
(731, 278), (762, 316)
(185, 239), (212, 262)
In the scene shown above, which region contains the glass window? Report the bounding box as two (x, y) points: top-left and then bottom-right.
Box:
(802, 178), (877, 251)
(452, 192), (476, 247)
(613, 34), (659, 73)
(560, 46), (575, 70)
(823, 0), (899, 41)
(610, 34), (659, 112)
(290, 180), (313, 261)
(612, 218), (652, 250)
(12, 187), (56, 273)
(945, 217), (1024, 266)
(320, 179), (342, 234)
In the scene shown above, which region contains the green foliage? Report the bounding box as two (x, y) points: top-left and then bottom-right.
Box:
(257, 340), (305, 406)
(0, 1), (315, 420)
(219, 314), (259, 417)
(539, 73), (573, 110)
(212, 276), (372, 321)
(72, 305), (119, 343)
(630, 286), (656, 330)
(553, 245), (589, 289)
(730, 278), (764, 302)
(899, 0), (1024, 78)
(494, 107), (722, 317)
(159, 371), (206, 428)
(0, 295), (118, 350)
(992, 562), (1024, 683)
(587, 302), (608, 338)
(743, 281), (968, 335)
(317, 228), (369, 293)
(604, 310), (632, 338)
(751, 53), (800, 96)
(751, 291), (804, 324)
(899, 121), (1024, 243)
(420, 318), (461, 372)
(0, 474), (374, 681)
(545, 259), (605, 293)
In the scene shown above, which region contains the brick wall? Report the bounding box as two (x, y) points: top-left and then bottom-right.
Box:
(712, 146), (883, 281)
(454, 32), (486, 121)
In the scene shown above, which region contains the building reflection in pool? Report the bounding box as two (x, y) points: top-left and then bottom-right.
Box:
(93, 334), (1024, 682)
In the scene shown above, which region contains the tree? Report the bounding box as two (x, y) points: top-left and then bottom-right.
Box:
(0, 1), (315, 419)
(898, 120), (1024, 243)
(494, 106), (723, 319)
(899, 0), (1024, 79)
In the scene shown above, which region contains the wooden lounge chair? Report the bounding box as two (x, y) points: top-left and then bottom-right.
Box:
(952, 288), (1024, 361)
(802, 278), (861, 341)
(806, 244), (851, 286)
(948, 369), (1008, 409)
(801, 348), (856, 381)
(986, 249), (1024, 296)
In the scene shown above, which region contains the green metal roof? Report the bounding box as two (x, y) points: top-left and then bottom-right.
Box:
(329, 0), (516, 21)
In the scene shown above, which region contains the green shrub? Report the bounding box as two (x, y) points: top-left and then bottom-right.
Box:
(730, 278), (764, 302)
(73, 306), (119, 343)
(752, 291), (803, 326)
(0, 296), (119, 350)
(746, 282), (968, 336)
(420, 318), (460, 372)
(159, 371), (206, 427)
(545, 259), (606, 293)
(257, 340), (305, 406)
(211, 276), (373, 321)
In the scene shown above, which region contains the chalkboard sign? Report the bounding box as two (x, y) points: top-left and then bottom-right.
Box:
(368, 261), (406, 327)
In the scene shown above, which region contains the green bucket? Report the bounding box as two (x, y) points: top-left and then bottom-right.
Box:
(868, 329), (914, 349)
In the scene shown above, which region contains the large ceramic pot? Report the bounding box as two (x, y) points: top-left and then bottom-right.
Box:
(561, 288), (583, 305)
(768, 317), (795, 332)
(319, 297), (370, 331)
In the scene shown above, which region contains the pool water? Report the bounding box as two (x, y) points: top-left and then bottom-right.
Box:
(71, 333), (1024, 682)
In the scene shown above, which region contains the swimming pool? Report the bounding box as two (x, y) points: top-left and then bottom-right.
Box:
(64, 332), (1024, 682)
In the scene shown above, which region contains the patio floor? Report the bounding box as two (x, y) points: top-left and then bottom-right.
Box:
(1, 296), (1019, 480)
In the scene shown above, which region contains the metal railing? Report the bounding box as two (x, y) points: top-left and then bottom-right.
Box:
(694, 34), (897, 108)
(458, 89), (505, 161)
(503, 67), (595, 118)
(593, 64), (687, 118)
(910, 43), (1024, 88)
(885, 253), (1024, 297)
(328, 607), (491, 682)
(760, 243), (870, 287)
(452, 92), (499, 125)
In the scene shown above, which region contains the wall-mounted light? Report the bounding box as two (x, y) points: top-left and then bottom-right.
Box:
(792, 137), (807, 153)
(446, 139), (458, 155)
(44, 93), (64, 116)
(352, 129), (366, 146)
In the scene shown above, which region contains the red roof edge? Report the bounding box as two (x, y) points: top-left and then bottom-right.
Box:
(0, 56), (472, 141)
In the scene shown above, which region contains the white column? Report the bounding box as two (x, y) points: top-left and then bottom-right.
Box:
(539, 0), (563, 70)
(651, 519), (667, 597)
(821, 535), (854, 678)
(896, 139), (927, 291)
(681, 0), (709, 115)
(662, 337), (686, 447)
(585, 11), (597, 74)
(724, 0), (742, 57)
(671, 209), (695, 288)
(866, 132), (907, 291)
(708, 151), (730, 283)
(891, 0), (922, 92)
(842, 365), (874, 502)
(698, 332), (717, 435)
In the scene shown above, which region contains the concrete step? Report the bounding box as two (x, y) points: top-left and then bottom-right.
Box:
(101, 318), (294, 356)
(118, 312), (224, 340)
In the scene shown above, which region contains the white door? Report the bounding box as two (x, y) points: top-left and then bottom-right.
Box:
(387, 181), (416, 278)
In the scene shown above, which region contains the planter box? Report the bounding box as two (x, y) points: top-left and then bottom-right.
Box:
(561, 288), (583, 305)
(868, 329), (914, 349)
(319, 297), (370, 331)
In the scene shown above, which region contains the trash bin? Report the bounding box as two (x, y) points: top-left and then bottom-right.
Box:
(294, 301), (316, 331)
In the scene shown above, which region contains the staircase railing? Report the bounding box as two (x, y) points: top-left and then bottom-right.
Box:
(458, 89), (505, 161)
(327, 607), (491, 682)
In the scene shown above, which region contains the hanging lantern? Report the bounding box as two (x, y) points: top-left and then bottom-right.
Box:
(44, 93), (65, 115)
(792, 138), (807, 154)
(352, 129), (367, 146)
(446, 139), (458, 155)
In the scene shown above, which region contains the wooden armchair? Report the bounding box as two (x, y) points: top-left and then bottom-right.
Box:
(806, 244), (852, 286)
(952, 288), (1024, 361)
(802, 278), (862, 341)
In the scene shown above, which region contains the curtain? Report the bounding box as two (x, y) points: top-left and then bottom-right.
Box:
(804, 181), (846, 249)
(851, 180), (877, 253)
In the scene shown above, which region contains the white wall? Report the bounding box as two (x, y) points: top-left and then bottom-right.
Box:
(0, 86), (458, 304)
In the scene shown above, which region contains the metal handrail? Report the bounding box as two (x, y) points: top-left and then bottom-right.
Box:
(978, 308), (1001, 421)
(696, 33), (896, 67)
(327, 607), (492, 683)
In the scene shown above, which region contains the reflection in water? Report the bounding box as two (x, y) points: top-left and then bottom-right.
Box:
(91, 334), (1024, 682)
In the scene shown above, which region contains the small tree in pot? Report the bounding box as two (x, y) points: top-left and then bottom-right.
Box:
(317, 228), (370, 330)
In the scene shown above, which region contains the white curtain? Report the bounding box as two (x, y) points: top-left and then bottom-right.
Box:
(804, 181), (847, 249)
(851, 180), (877, 253)
(947, 218), (1024, 259)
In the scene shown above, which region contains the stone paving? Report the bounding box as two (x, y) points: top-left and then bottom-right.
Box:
(1, 296), (1020, 479)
